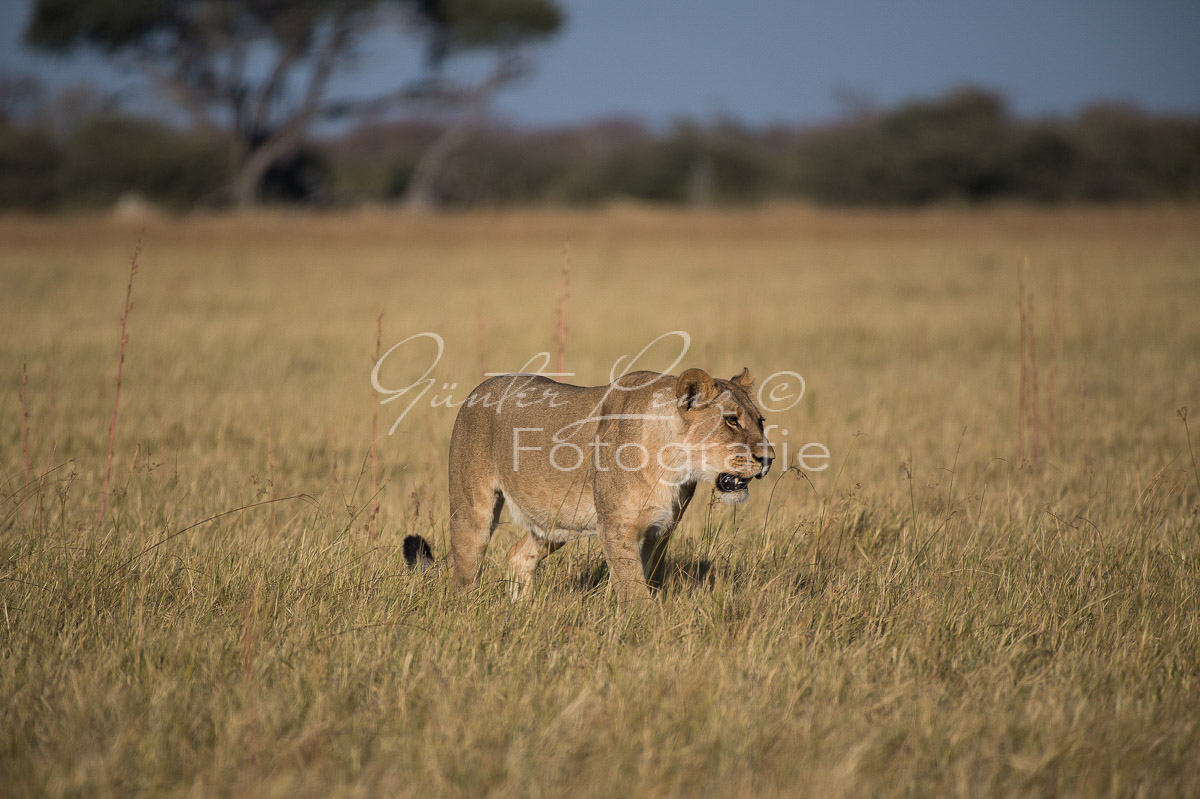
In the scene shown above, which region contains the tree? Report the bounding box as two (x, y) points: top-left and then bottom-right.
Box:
(25, 0), (563, 207)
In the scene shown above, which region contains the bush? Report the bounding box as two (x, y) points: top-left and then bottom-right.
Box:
(794, 88), (1017, 205)
(1069, 106), (1200, 201)
(5, 85), (1195, 211)
(0, 124), (61, 209)
(260, 145), (333, 205)
(791, 90), (1200, 206)
(58, 115), (230, 209)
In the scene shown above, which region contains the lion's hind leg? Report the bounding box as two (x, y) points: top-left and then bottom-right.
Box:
(448, 488), (504, 590)
(506, 530), (564, 600)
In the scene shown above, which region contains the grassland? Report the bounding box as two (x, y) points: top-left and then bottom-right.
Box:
(2, 205), (1199, 797)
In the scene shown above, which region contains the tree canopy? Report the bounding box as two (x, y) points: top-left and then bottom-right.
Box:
(25, 0), (564, 206)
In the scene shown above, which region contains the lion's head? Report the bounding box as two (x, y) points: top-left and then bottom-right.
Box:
(675, 367), (775, 503)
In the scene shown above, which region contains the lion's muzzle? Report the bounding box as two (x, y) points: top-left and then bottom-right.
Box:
(716, 473), (751, 493)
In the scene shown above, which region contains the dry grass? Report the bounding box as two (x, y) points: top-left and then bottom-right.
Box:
(2, 205), (1199, 797)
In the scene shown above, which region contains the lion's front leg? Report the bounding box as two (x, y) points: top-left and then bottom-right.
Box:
(597, 512), (662, 605)
(640, 530), (672, 589)
(641, 483), (692, 590)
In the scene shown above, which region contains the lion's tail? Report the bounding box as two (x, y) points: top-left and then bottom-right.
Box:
(402, 535), (435, 571)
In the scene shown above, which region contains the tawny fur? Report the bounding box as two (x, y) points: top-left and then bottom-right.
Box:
(406, 367), (774, 603)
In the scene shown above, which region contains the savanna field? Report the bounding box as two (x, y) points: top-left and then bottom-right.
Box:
(2, 206), (1198, 797)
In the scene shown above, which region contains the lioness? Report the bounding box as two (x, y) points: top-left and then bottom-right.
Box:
(403, 367), (774, 602)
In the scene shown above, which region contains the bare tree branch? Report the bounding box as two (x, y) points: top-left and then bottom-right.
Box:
(247, 47), (300, 136)
(319, 81), (463, 120)
(319, 54), (529, 121)
(233, 11), (354, 205)
(224, 33), (249, 135)
(139, 62), (222, 134)
(403, 52), (529, 211)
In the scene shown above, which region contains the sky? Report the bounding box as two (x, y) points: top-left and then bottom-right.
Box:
(2, 0), (1199, 127)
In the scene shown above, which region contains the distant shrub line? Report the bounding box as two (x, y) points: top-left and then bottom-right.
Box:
(1, 87), (1197, 210)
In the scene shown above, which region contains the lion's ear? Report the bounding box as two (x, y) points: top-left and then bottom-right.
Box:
(731, 367), (755, 390)
(676, 368), (717, 410)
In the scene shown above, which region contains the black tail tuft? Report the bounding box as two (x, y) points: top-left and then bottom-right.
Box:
(403, 535), (434, 570)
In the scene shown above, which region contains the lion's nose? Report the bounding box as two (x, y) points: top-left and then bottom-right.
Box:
(754, 445), (774, 478)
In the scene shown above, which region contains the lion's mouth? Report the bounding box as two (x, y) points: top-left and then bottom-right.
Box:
(716, 473), (751, 493)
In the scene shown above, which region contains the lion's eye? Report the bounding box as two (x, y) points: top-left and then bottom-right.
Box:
(723, 415), (740, 429)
